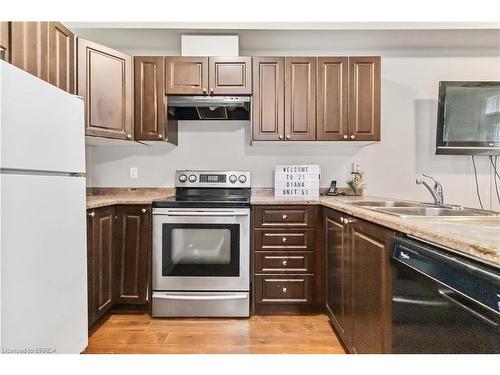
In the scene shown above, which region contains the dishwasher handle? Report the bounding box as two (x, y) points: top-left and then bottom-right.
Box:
(438, 289), (499, 327)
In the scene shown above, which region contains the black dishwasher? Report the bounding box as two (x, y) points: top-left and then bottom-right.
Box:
(391, 235), (500, 353)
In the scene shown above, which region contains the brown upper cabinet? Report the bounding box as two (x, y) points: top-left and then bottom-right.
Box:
(208, 57), (252, 95)
(253, 56), (381, 142)
(134, 56), (177, 143)
(10, 22), (49, 82)
(0, 22), (10, 61)
(316, 57), (348, 141)
(165, 56), (251, 95)
(47, 22), (75, 94)
(9, 22), (75, 94)
(165, 57), (208, 95)
(285, 57), (316, 140)
(348, 57), (381, 141)
(252, 57), (285, 141)
(78, 38), (133, 140)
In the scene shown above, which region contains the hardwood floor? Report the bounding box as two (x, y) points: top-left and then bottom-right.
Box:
(84, 312), (346, 354)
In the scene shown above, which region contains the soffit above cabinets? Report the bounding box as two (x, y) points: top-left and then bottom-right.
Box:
(66, 27), (500, 56)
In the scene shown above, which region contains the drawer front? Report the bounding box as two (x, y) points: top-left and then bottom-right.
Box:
(254, 206), (315, 227)
(254, 229), (314, 251)
(254, 251), (314, 273)
(255, 275), (313, 304)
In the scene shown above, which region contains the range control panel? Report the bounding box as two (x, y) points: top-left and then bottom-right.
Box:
(175, 170), (251, 188)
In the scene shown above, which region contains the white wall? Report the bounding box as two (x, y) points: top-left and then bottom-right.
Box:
(86, 50), (500, 211)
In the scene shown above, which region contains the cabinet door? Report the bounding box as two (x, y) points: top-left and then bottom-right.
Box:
(114, 205), (151, 305)
(10, 22), (49, 81)
(48, 22), (74, 94)
(348, 57), (381, 141)
(317, 57), (348, 140)
(324, 209), (350, 340)
(88, 206), (115, 325)
(252, 57), (285, 141)
(78, 38), (133, 140)
(165, 57), (208, 94)
(87, 211), (95, 327)
(350, 219), (393, 354)
(284, 57), (316, 140)
(134, 56), (166, 141)
(0, 22), (9, 61)
(209, 57), (252, 95)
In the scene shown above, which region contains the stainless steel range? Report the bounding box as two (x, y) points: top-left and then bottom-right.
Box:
(152, 170), (251, 317)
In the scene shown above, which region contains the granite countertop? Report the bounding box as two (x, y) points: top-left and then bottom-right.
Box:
(86, 187), (500, 267)
(86, 187), (174, 209)
(252, 190), (500, 268)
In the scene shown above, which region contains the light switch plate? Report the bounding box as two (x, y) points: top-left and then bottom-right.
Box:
(130, 167), (138, 179)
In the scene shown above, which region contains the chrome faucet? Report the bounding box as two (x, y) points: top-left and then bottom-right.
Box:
(416, 174), (444, 206)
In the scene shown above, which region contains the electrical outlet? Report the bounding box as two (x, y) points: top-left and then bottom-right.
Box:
(130, 167), (138, 179)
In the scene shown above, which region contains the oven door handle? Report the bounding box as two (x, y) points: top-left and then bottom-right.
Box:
(158, 211), (249, 217)
(153, 293), (248, 301)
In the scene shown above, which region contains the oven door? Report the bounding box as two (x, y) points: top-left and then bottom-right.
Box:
(153, 208), (250, 291)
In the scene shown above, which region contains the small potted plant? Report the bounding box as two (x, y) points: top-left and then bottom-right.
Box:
(346, 167), (365, 196)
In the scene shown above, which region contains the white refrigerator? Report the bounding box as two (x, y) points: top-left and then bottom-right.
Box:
(0, 61), (88, 353)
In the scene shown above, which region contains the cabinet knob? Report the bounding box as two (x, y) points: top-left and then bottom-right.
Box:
(88, 212), (95, 218)
(278, 135), (283, 140)
(282, 237), (287, 243)
(286, 134), (291, 140)
(282, 287), (287, 293)
(202, 88), (207, 94)
(126, 134), (132, 139)
(350, 135), (355, 140)
(282, 214), (287, 220)
(343, 134), (348, 140)
(282, 260), (288, 266)
(346, 218), (356, 224)
(158, 134), (163, 139)
(141, 208), (147, 214)
(210, 88), (214, 94)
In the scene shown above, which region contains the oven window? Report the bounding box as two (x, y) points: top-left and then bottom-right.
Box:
(162, 224), (240, 276)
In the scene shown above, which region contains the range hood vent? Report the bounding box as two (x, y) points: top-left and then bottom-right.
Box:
(167, 96), (251, 121)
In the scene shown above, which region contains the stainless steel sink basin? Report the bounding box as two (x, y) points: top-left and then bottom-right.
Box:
(348, 201), (420, 208)
(373, 206), (497, 218)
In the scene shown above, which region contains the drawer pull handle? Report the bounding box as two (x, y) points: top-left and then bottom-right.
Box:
(282, 260), (288, 266)
(282, 287), (287, 293)
(282, 237), (287, 243)
(282, 214), (287, 220)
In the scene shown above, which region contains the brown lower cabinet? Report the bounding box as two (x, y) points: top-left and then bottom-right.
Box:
(253, 205), (324, 314)
(87, 206), (115, 327)
(323, 207), (394, 354)
(87, 205), (151, 328)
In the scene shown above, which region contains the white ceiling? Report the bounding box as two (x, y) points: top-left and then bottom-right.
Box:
(65, 22), (500, 30)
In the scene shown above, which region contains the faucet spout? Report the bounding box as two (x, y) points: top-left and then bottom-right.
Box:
(416, 175), (444, 206)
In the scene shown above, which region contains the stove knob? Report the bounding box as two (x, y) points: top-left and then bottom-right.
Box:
(238, 175), (247, 184)
(229, 175), (237, 184)
(178, 174), (187, 183)
(188, 174), (197, 183)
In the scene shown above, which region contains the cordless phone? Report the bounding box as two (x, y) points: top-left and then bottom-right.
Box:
(326, 180), (338, 196)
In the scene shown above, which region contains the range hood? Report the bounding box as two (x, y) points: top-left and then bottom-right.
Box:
(167, 96), (251, 121)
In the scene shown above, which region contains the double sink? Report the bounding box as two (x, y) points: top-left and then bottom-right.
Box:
(348, 200), (498, 218)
